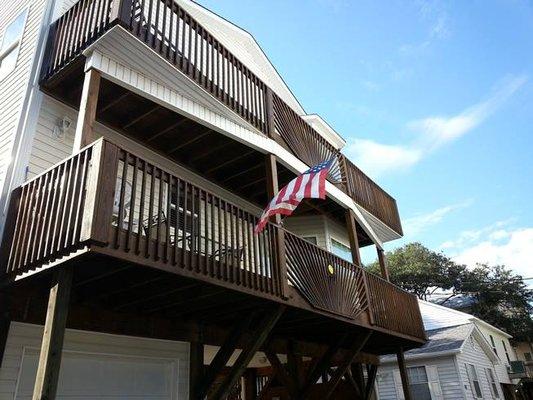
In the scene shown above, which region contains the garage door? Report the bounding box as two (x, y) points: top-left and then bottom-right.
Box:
(15, 349), (179, 399)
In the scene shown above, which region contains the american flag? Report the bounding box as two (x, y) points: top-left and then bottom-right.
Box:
(254, 159), (334, 234)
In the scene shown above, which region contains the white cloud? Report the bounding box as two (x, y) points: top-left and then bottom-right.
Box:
(403, 199), (473, 237)
(344, 139), (422, 177)
(344, 75), (527, 178)
(453, 228), (533, 277)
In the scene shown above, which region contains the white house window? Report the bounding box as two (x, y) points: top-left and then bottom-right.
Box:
(489, 335), (498, 355)
(0, 9), (28, 80)
(407, 366), (432, 400)
(502, 340), (511, 364)
(466, 363), (483, 398)
(331, 238), (352, 263)
(485, 368), (500, 398)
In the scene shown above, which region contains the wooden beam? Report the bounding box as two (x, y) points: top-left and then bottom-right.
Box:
(98, 91), (130, 114)
(32, 267), (73, 400)
(377, 248), (390, 281)
(264, 349), (299, 399)
(191, 141), (234, 164)
(73, 68), (101, 151)
(243, 369), (257, 400)
(323, 331), (372, 399)
(0, 290), (10, 369)
(208, 306), (285, 400)
(364, 364), (378, 400)
(264, 154), (289, 299)
(196, 313), (255, 399)
(168, 128), (213, 154)
(345, 209), (362, 265)
(204, 150), (255, 175)
(122, 105), (160, 129)
(397, 348), (412, 400)
(189, 338), (204, 400)
(299, 333), (349, 399)
(219, 163), (262, 184)
(146, 118), (188, 143)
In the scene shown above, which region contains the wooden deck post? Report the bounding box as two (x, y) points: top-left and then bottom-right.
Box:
(396, 348), (412, 400)
(74, 68), (101, 151)
(32, 267), (73, 400)
(377, 247), (390, 281)
(243, 369), (257, 400)
(189, 339), (204, 400)
(0, 290), (10, 370)
(345, 209), (362, 265)
(265, 154), (289, 298)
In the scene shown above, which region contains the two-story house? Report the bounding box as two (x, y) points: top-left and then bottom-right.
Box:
(0, 0), (426, 399)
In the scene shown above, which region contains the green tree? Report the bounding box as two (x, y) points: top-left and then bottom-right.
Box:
(367, 243), (533, 340)
(457, 264), (533, 341)
(366, 242), (465, 300)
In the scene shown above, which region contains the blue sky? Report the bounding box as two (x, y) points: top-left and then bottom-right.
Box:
(197, 0), (533, 277)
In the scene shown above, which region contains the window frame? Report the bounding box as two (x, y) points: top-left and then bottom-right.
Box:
(330, 237), (353, 263)
(466, 363), (483, 399)
(489, 335), (498, 355)
(0, 8), (29, 82)
(485, 368), (500, 398)
(502, 340), (511, 364)
(406, 365), (432, 400)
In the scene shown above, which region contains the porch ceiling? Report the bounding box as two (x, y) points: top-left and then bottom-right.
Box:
(43, 72), (373, 245)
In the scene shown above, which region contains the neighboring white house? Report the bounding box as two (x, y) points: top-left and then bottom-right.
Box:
(376, 301), (519, 400)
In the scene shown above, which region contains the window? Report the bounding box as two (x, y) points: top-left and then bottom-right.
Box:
(303, 236), (317, 245)
(331, 238), (352, 262)
(466, 364), (483, 398)
(502, 340), (511, 364)
(407, 366), (432, 400)
(489, 335), (498, 355)
(525, 352), (532, 362)
(0, 9), (28, 80)
(485, 368), (500, 398)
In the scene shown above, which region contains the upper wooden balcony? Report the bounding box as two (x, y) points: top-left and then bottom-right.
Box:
(40, 0), (403, 237)
(0, 139), (424, 352)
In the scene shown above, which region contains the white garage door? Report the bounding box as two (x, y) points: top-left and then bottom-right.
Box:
(15, 349), (179, 400)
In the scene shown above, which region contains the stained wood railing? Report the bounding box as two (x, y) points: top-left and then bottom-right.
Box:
(2, 147), (92, 275)
(285, 231), (369, 320)
(365, 272), (426, 339)
(40, 0), (403, 235)
(0, 139), (424, 340)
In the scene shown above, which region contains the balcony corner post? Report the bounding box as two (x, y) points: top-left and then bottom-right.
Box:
(265, 153), (289, 299)
(377, 247), (390, 282)
(80, 140), (119, 246)
(74, 68), (101, 151)
(345, 209), (361, 265)
(109, 0), (134, 29)
(265, 87), (275, 138)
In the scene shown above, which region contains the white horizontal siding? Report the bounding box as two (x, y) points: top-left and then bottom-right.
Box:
(0, 0), (47, 205)
(457, 335), (503, 399)
(377, 356), (465, 400)
(282, 215), (327, 249)
(0, 322), (189, 400)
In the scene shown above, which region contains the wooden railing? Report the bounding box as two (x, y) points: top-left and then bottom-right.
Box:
(0, 139), (424, 341)
(40, 0), (403, 235)
(2, 147), (93, 275)
(285, 231), (369, 319)
(342, 157), (403, 235)
(365, 272), (426, 339)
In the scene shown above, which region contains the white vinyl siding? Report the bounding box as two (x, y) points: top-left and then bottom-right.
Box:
(476, 324), (515, 384)
(282, 216), (328, 249)
(0, 10), (28, 81)
(0, 322), (189, 399)
(457, 335), (503, 400)
(377, 357), (462, 400)
(0, 0), (47, 207)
